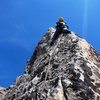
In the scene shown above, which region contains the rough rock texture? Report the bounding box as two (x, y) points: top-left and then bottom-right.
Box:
(1, 28), (100, 100)
(0, 87), (6, 100)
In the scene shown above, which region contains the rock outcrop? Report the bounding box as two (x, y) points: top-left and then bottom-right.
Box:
(1, 28), (100, 100)
(0, 87), (6, 100)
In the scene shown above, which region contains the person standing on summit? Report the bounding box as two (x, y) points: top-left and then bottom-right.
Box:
(50, 17), (70, 46)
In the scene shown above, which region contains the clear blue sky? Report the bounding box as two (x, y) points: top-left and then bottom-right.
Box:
(0, 0), (100, 87)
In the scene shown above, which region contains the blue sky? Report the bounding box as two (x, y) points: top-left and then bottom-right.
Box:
(0, 0), (100, 87)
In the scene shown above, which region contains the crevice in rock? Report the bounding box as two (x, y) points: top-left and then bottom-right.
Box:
(61, 77), (68, 100)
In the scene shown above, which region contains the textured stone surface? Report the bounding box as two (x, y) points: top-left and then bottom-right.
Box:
(0, 86), (6, 100)
(1, 28), (100, 100)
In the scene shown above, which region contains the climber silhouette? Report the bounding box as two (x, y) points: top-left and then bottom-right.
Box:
(50, 17), (70, 46)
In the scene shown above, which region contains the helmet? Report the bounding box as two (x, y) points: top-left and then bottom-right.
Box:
(59, 17), (64, 22)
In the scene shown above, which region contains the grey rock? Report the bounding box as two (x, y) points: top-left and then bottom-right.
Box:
(0, 86), (6, 100)
(1, 28), (100, 100)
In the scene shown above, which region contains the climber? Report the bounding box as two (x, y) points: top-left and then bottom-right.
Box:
(50, 17), (70, 46)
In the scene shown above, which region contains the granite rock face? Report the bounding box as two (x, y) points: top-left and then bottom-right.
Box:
(1, 28), (100, 100)
(0, 87), (5, 100)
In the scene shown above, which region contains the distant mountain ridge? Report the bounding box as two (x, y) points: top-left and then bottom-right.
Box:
(1, 28), (100, 100)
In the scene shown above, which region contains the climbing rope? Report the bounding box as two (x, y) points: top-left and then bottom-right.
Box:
(40, 33), (64, 99)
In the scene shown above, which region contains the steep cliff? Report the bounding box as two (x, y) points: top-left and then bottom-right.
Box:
(1, 28), (100, 100)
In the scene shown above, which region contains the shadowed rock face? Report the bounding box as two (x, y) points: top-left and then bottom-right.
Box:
(1, 28), (100, 100)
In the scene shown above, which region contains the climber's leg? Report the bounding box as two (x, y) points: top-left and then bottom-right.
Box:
(50, 29), (61, 46)
(62, 28), (71, 33)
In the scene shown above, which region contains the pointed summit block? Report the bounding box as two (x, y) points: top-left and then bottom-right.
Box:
(3, 28), (100, 100)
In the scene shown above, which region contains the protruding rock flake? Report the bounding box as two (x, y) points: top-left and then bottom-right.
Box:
(1, 28), (100, 100)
